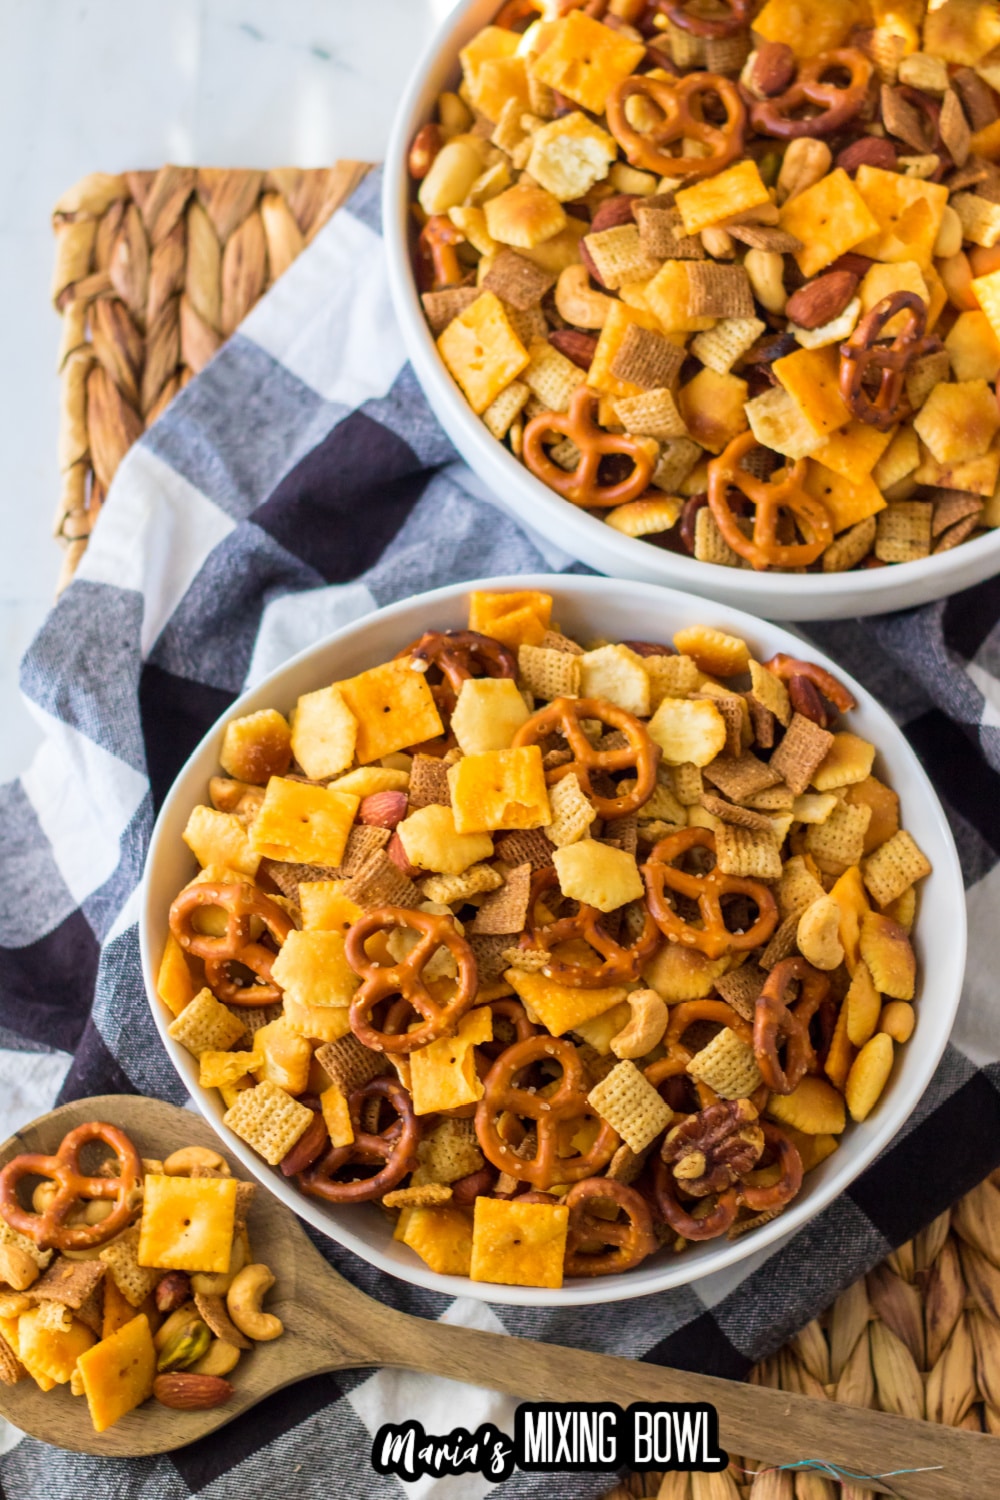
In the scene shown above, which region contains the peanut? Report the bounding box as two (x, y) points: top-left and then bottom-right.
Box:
(701, 226), (735, 259)
(744, 248), (787, 314)
(797, 895), (846, 970)
(933, 205), (963, 260)
(555, 264), (614, 329)
(610, 989), (669, 1060)
(436, 91), (472, 137)
(879, 1000), (915, 1044)
(418, 140), (483, 217)
(776, 138), (832, 206)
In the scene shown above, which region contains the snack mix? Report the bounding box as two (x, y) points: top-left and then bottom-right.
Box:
(411, 0), (1000, 572)
(0, 1125), (284, 1429)
(158, 590), (930, 1290)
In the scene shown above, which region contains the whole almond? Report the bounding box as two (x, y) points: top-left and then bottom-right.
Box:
(752, 41), (796, 97)
(589, 194), (638, 234)
(836, 136), (897, 175)
(387, 830), (420, 879)
(359, 790), (408, 829)
(785, 270), (859, 330)
(548, 328), (598, 369)
(153, 1373), (234, 1410)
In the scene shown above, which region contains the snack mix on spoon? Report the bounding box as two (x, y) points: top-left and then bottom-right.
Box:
(411, 0), (1000, 572)
(159, 589), (930, 1290)
(0, 1127), (284, 1429)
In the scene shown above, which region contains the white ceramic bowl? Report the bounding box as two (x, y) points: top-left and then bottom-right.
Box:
(141, 575), (964, 1306)
(383, 0), (1000, 620)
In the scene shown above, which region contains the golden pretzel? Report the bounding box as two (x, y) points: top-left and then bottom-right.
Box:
(606, 73), (746, 181)
(0, 1122), (143, 1252)
(642, 827), (779, 960)
(658, 0), (750, 37)
(475, 1036), (618, 1189)
(398, 629), (517, 721)
(564, 1178), (658, 1277)
(762, 653), (856, 713)
(522, 387), (656, 509)
(416, 215), (465, 292)
(839, 292), (941, 432)
(512, 694), (660, 820)
(707, 430), (833, 571)
(520, 866), (660, 987)
(754, 956), (830, 1095)
(299, 1077), (421, 1204)
(169, 880), (294, 1006)
(345, 906), (478, 1054)
(751, 48), (873, 138)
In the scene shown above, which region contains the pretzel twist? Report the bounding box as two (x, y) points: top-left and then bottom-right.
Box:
(564, 1178), (658, 1276)
(169, 881), (294, 1006)
(299, 1077), (420, 1204)
(416, 215), (465, 292)
(658, 0), (750, 36)
(707, 430), (833, 571)
(345, 906), (479, 1053)
(0, 1122), (143, 1251)
(751, 48), (873, 138)
(523, 387), (656, 509)
(606, 73), (746, 180)
(642, 827), (779, 959)
(754, 956), (830, 1094)
(512, 694), (660, 820)
(475, 1035), (619, 1188)
(398, 629), (517, 721)
(653, 1120), (802, 1239)
(520, 867), (660, 987)
(839, 292), (940, 432)
(762, 653), (855, 712)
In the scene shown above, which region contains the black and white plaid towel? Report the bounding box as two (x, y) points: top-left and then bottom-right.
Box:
(1, 169), (999, 1498)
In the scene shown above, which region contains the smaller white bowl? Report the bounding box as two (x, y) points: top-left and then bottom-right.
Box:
(140, 575), (965, 1307)
(382, 0), (1000, 620)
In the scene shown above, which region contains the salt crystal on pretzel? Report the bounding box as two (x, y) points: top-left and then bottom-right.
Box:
(805, 801), (872, 867)
(469, 863), (533, 934)
(687, 1027), (763, 1100)
(168, 989), (247, 1058)
(518, 643), (581, 700)
(223, 1081), (314, 1167)
(862, 829), (932, 906)
(821, 515), (878, 573)
(768, 715), (835, 797)
(588, 1060), (672, 1155)
(685, 262), (755, 320)
(715, 823), (783, 881)
(610, 325), (686, 393)
(482, 249), (557, 310)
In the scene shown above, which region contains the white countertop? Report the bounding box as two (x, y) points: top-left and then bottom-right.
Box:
(0, 0), (457, 784)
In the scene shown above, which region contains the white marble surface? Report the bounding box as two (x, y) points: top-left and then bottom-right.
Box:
(0, 0), (459, 784)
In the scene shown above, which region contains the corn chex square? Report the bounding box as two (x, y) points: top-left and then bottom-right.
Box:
(748, 660), (791, 727)
(99, 1227), (160, 1307)
(777, 856), (826, 918)
(694, 506), (742, 566)
(522, 339), (586, 414)
(651, 436), (702, 493)
(804, 800), (872, 867)
(690, 317), (765, 375)
(168, 988), (247, 1058)
(760, 911), (800, 969)
(875, 501), (932, 563)
(588, 1059), (671, 1154)
(417, 1118), (484, 1185)
(822, 515), (878, 572)
(687, 1028), (762, 1099)
(583, 224), (662, 290)
(222, 1079), (314, 1166)
(768, 715), (835, 796)
(614, 387), (687, 440)
(862, 829), (932, 906)
(518, 643), (581, 700)
(543, 772), (597, 847)
(714, 823), (782, 880)
(644, 653), (700, 708)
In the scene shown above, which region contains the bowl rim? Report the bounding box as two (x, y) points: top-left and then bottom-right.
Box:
(380, 0), (1000, 620)
(139, 572), (966, 1307)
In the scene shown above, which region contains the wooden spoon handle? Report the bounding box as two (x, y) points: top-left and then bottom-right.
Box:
(369, 1316), (999, 1500)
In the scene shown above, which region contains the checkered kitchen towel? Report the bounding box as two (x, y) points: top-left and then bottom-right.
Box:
(1, 168), (999, 1498)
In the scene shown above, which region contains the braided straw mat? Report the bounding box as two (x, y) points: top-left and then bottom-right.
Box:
(50, 162), (369, 592)
(605, 1169), (1000, 1499)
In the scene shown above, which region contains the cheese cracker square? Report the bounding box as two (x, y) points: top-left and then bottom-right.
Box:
(470, 1197), (569, 1289)
(138, 1175), (237, 1274)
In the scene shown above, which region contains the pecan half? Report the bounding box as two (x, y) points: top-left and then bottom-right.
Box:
(661, 1098), (765, 1196)
(548, 329), (599, 370)
(788, 673), (834, 727)
(836, 136), (897, 175)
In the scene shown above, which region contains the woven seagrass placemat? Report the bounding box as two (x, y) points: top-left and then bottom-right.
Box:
(49, 161), (369, 592)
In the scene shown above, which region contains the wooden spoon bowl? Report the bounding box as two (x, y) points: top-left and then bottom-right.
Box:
(0, 1096), (996, 1497)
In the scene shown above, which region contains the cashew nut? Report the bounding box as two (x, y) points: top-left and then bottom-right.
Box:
(744, 248), (787, 315)
(191, 1226), (249, 1297)
(0, 1243), (39, 1291)
(610, 988), (669, 1059)
(163, 1146), (230, 1178)
(776, 138), (832, 206)
(796, 895), (845, 971)
(555, 264), (614, 329)
(190, 1337), (242, 1378)
(227, 1264), (283, 1342)
(418, 139), (484, 217)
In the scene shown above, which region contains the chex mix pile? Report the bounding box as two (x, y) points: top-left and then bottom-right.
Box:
(158, 588), (930, 1291)
(0, 1126), (284, 1430)
(411, 0), (1000, 573)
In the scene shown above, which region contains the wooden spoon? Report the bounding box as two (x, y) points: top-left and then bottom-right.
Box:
(0, 1096), (996, 1497)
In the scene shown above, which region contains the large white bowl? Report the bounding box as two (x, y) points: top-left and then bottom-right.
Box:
(383, 0), (1000, 620)
(140, 575), (965, 1306)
